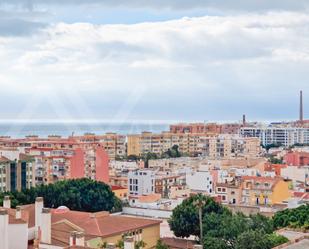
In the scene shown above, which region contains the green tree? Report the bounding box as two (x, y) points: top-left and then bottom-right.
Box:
(235, 230), (272, 249)
(267, 233), (289, 248)
(155, 240), (170, 249)
(0, 178), (122, 213)
(248, 214), (274, 234)
(168, 194), (227, 238)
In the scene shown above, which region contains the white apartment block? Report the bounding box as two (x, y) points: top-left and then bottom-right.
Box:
(240, 126), (309, 147)
(186, 170), (213, 194)
(128, 170), (155, 196)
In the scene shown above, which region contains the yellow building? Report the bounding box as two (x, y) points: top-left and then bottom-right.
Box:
(111, 185), (128, 200)
(241, 176), (291, 206)
(50, 208), (161, 248)
(127, 134), (141, 156)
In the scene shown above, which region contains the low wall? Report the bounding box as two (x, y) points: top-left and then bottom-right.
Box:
(122, 207), (172, 219)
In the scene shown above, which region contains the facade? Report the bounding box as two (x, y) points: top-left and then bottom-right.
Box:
(155, 173), (182, 198)
(0, 154), (35, 192)
(128, 170), (155, 196)
(0, 137), (110, 186)
(240, 126), (309, 147)
(241, 176), (291, 206)
(186, 169), (213, 194)
(284, 151), (309, 166)
(127, 132), (261, 158)
(111, 185), (128, 199)
(216, 180), (242, 205)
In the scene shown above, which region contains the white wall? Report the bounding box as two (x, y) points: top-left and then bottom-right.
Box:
(8, 224), (28, 249)
(281, 166), (309, 183)
(186, 171), (213, 193)
(128, 170), (155, 196)
(122, 207), (172, 219)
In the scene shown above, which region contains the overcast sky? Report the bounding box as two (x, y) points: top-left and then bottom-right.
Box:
(0, 1), (309, 122)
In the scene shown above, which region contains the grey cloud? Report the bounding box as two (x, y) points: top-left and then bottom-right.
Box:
(1, 0), (309, 11)
(0, 17), (45, 36)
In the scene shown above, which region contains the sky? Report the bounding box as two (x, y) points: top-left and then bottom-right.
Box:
(0, 1), (309, 123)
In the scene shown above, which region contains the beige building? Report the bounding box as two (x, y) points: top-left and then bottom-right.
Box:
(127, 132), (261, 159)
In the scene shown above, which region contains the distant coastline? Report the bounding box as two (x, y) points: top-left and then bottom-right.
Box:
(0, 121), (170, 138)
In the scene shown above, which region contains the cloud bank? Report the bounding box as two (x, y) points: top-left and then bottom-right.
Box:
(0, 11), (308, 120)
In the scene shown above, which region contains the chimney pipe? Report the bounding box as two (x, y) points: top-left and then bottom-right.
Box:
(76, 232), (85, 246)
(124, 236), (134, 249)
(0, 208), (9, 249)
(300, 90), (304, 122)
(16, 206), (21, 219)
(242, 114), (246, 127)
(3, 196), (11, 209)
(41, 208), (51, 244)
(35, 197), (44, 237)
(70, 231), (77, 246)
(107, 243), (116, 249)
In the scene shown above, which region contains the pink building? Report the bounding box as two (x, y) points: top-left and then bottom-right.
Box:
(70, 146), (110, 184)
(284, 151), (309, 166)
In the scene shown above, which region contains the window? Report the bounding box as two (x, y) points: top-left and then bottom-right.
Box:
(218, 187), (221, 192)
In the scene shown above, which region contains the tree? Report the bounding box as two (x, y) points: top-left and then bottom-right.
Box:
(156, 240), (170, 249)
(127, 154), (140, 161)
(0, 178), (122, 213)
(235, 230), (272, 249)
(142, 152), (158, 168)
(168, 194), (228, 238)
(203, 237), (229, 249)
(168, 194), (289, 249)
(273, 204), (309, 230)
(162, 145), (182, 158)
(248, 214), (274, 234)
(268, 156), (283, 164)
(267, 233), (289, 248)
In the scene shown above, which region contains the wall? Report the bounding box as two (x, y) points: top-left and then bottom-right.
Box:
(8, 223), (28, 249)
(186, 171), (213, 193)
(96, 146), (109, 184)
(122, 207), (172, 219)
(271, 180), (292, 204)
(70, 148), (84, 179)
(87, 225), (160, 249)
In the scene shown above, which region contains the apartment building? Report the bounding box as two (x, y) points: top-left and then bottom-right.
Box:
(169, 123), (241, 134)
(128, 170), (155, 196)
(155, 173), (182, 198)
(186, 168), (213, 194)
(71, 133), (126, 159)
(240, 126), (309, 147)
(241, 176), (291, 206)
(0, 133), (126, 160)
(0, 137), (110, 186)
(216, 179), (242, 205)
(127, 132), (261, 159)
(0, 152), (35, 192)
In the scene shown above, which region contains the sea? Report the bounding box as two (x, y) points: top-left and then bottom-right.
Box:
(0, 121), (170, 138)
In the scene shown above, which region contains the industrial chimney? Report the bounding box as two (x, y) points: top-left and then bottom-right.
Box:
(300, 90), (304, 122)
(242, 114), (246, 127)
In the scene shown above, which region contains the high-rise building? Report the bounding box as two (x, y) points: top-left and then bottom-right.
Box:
(0, 152), (35, 192)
